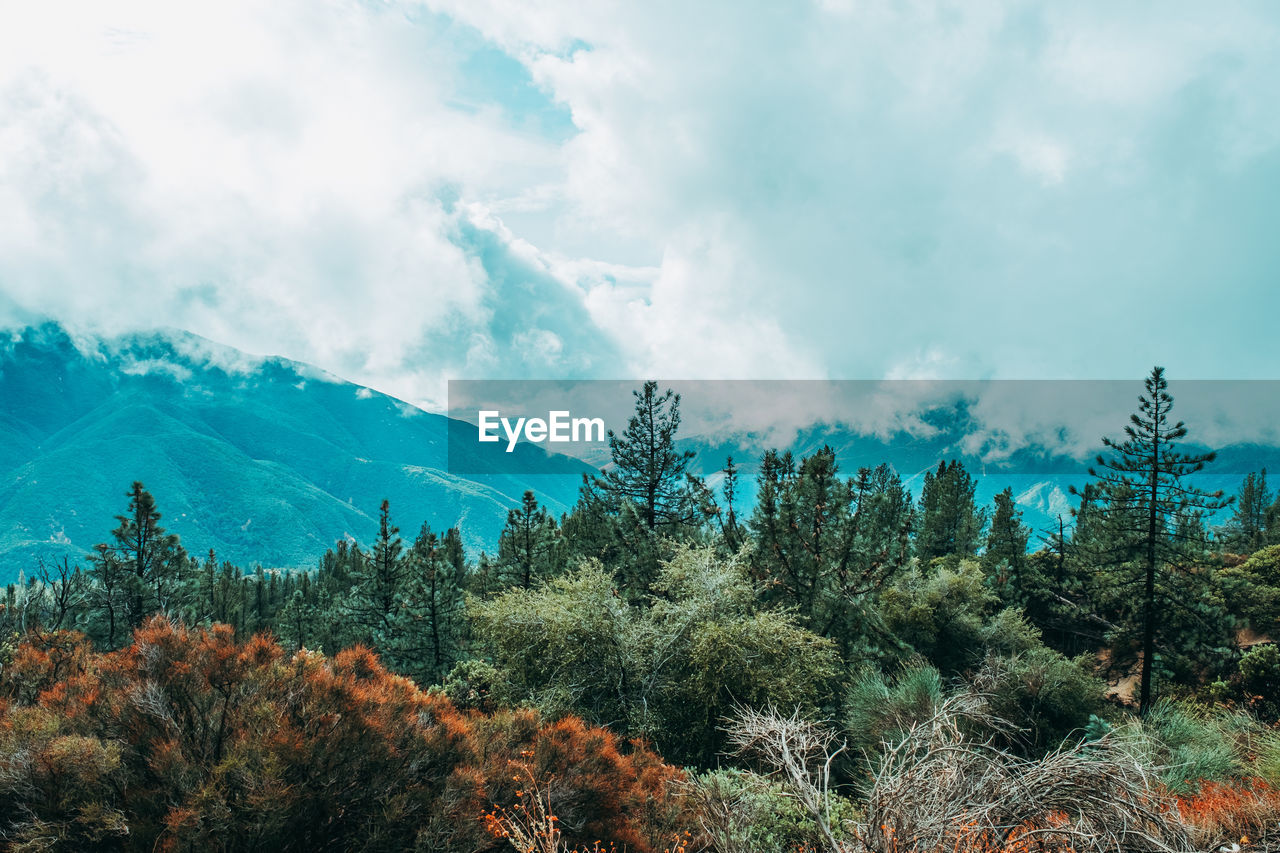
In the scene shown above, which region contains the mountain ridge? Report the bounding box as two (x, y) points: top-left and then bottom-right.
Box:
(0, 323), (589, 580)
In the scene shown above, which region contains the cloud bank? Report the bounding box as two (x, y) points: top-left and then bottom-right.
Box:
(2, 1), (1279, 412)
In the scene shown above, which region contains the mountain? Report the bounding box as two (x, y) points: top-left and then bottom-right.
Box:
(5, 328), (1273, 582)
(679, 402), (1280, 538)
(0, 324), (589, 581)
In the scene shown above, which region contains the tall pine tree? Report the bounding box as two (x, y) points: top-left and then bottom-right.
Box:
(93, 482), (188, 638)
(1074, 367), (1232, 712)
(1223, 469), (1272, 554)
(915, 460), (985, 562)
(749, 447), (910, 662)
(984, 487), (1030, 590)
(590, 381), (700, 532)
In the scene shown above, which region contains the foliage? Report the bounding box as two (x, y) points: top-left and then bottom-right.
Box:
(915, 459), (986, 562)
(13, 377), (1280, 849)
(844, 661), (944, 767)
(859, 695), (1195, 853)
(1175, 779), (1280, 852)
(724, 705), (854, 853)
(1218, 544), (1280, 637)
(1220, 469), (1274, 554)
(571, 383), (706, 600)
(878, 558), (997, 673)
(493, 491), (564, 592)
(983, 487), (1030, 591)
(968, 645), (1106, 755)
(749, 449), (911, 665)
(1112, 700), (1260, 794)
(685, 767), (855, 853)
(470, 547), (840, 766)
(0, 619), (688, 852)
(1234, 644), (1280, 721)
(1072, 366), (1232, 711)
(590, 382), (700, 534)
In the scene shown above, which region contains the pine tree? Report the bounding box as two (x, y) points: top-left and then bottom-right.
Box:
(1223, 469), (1272, 554)
(395, 523), (466, 683)
(915, 460), (986, 562)
(591, 381), (700, 532)
(717, 456), (744, 551)
(984, 487), (1030, 589)
(88, 543), (125, 647)
(495, 491), (560, 589)
(749, 446), (910, 662)
(1269, 496), (1280, 546)
(1073, 366), (1232, 712)
(94, 482), (188, 636)
(852, 463), (914, 559)
(344, 500), (406, 651)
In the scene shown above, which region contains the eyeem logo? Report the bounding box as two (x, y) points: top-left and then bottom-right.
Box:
(478, 410), (606, 452)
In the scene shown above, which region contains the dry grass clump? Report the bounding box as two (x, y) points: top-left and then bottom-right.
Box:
(1176, 779), (1280, 851)
(859, 694), (1197, 853)
(720, 696), (1211, 853)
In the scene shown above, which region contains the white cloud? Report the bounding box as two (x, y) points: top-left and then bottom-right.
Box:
(0, 0), (575, 404)
(3, 0), (1280, 417)
(992, 127), (1071, 185)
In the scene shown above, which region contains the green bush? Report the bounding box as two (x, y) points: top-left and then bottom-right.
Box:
(470, 547), (840, 766)
(1114, 700), (1248, 793)
(844, 661), (943, 766)
(687, 768), (859, 853)
(879, 559), (998, 673)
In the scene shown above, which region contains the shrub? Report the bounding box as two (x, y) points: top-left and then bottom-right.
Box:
(970, 647), (1105, 755)
(0, 617), (690, 852)
(1175, 779), (1280, 850)
(471, 549), (840, 767)
(859, 696), (1194, 853)
(843, 661), (943, 767)
(685, 768), (857, 853)
(879, 559), (998, 673)
(1114, 700), (1246, 794)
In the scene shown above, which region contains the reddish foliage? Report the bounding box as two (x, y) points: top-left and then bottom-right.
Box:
(1176, 778), (1280, 848)
(473, 711), (687, 852)
(0, 628), (94, 705)
(0, 617), (690, 852)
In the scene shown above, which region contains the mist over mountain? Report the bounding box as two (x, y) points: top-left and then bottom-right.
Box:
(0, 324), (588, 580)
(4, 325), (1274, 584)
(682, 403), (1280, 539)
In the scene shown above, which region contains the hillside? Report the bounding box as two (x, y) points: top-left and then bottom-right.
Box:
(0, 324), (588, 579)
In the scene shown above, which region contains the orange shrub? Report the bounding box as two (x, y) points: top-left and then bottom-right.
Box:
(473, 710), (689, 852)
(0, 617), (693, 852)
(1176, 779), (1280, 849)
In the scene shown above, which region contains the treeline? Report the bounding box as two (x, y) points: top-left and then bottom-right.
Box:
(5, 371), (1280, 849)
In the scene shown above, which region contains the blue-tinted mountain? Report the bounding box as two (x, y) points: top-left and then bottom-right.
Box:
(680, 402), (1280, 539)
(0, 324), (589, 581)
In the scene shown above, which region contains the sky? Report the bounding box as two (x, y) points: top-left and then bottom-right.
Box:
(2, 1), (1279, 411)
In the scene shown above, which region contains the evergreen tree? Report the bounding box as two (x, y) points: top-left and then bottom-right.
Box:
(590, 381), (700, 533)
(716, 456), (744, 551)
(560, 485), (617, 566)
(395, 523), (466, 684)
(984, 487), (1030, 589)
(93, 482), (188, 638)
(343, 500), (406, 651)
(1269, 495), (1280, 546)
(88, 543), (126, 647)
(915, 460), (986, 562)
(495, 491), (560, 590)
(852, 463), (914, 559)
(749, 447), (910, 662)
(1222, 469), (1272, 554)
(1073, 366), (1232, 712)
